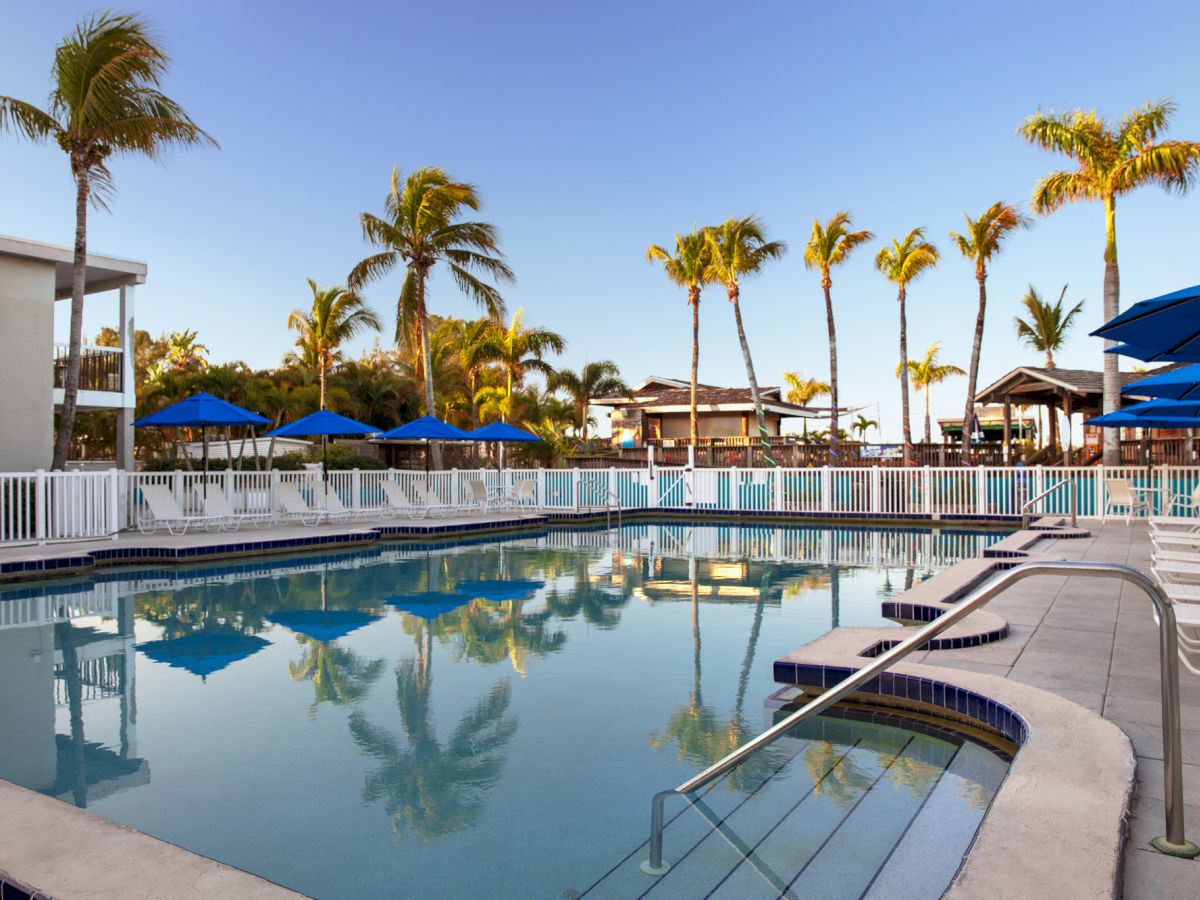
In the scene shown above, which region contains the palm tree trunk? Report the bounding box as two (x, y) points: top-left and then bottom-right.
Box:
(962, 274), (987, 464)
(729, 285), (767, 452)
(898, 287), (913, 464)
(319, 357), (327, 410)
(53, 169), (90, 469)
(822, 278), (839, 462)
(924, 386), (931, 444)
(1101, 197), (1120, 466)
(416, 271), (442, 468)
(689, 286), (700, 445)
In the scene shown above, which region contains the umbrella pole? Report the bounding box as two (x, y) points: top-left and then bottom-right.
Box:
(323, 434), (329, 497)
(202, 427), (209, 500)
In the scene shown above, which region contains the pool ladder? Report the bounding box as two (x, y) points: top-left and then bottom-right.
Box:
(1020, 479), (1078, 528)
(642, 560), (1199, 876)
(577, 478), (622, 530)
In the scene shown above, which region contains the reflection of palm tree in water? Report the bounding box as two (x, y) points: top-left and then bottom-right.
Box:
(441, 599), (566, 676)
(650, 566), (788, 792)
(802, 740), (872, 809)
(349, 623), (516, 841)
(55, 622), (88, 808)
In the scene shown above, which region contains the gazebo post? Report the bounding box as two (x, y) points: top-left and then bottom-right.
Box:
(1064, 394), (1074, 466)
(1003, 397), (1012, 465)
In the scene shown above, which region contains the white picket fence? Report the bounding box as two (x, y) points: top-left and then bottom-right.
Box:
(2, 464), (1197, 547)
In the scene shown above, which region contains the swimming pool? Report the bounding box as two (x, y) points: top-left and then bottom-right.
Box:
(0, 522), (1008, 898)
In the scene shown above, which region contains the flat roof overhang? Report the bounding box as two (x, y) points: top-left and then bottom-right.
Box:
(0, 234), (147, 299)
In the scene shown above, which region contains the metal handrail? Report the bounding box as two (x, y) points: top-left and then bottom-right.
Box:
(1021, 478), (1078, 528)
(577, 477), (622, 529)
(642, 560), (1197, 875)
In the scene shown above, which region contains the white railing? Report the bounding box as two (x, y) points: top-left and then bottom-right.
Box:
(2, 464), (1198, 547)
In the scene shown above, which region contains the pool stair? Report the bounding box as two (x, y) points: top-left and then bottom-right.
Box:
(572, 711), (1007, 899)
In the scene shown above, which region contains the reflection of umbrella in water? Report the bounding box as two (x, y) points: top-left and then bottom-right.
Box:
(137, 628), (269, 679)
(268, 609), (382, 642)
(386, 591), (472, 622)
(454, 578), (544, 601)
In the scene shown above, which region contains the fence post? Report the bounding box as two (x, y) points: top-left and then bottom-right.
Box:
(35, 469), (46, 544)
(976, 466), (987, 516)
(730, 467), (740, 511)
(1095, 464), (1106, 521)
(1159, 463), (1170, 514)
(271, 469), (281, 515)
(821, 467), (832, 512)
(108, 468), (120, 538)
(870, 466), (881, 513)
(573, 467), (581, 511)
(774, 468), (784, 512)
(352, 468), (363, 509)
(609, 466), (618, 507)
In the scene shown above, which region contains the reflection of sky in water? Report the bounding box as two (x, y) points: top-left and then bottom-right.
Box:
(0, 523), (1006, 899)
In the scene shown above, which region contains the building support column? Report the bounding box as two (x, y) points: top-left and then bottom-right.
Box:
(115, 284), (135, 470)
(1003, 397), (1012, 465)
(1063, 393), (1073, 467)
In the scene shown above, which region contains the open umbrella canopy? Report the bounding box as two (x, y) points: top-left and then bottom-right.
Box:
(1105, 398), (1200, 421)
(454, 578), (545, 601)
(1093, 284), (1200, 362)
(467, 421), (542, 442)
(133, 392), (269, 428)
(385, 591), (471, 621)
(267, 609), (382, 642)
(263, 410), (378, 438)
(376, 416), (472, 441)
(137, 629), (270, 678)
(1122, 364), (1200, 402)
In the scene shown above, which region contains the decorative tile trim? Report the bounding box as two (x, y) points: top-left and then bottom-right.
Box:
(772, 660), (1028, 745)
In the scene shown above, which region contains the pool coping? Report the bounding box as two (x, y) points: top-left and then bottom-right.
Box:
(770, 517), (1136, 899)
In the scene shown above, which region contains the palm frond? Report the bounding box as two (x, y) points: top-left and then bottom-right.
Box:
(0, 96), (60, 141)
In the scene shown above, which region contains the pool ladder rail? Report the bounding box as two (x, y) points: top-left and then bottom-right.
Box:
(577, 477), (622, 530)
(642, 559), (1200, 876)
(1021, 479), (1078, 528)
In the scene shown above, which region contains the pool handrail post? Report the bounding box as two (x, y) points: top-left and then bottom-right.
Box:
(1021, 478), (1078, 529)
(642, 559), (1197, 875)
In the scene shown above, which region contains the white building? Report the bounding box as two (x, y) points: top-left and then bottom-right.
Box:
(0, 235), (145, 471)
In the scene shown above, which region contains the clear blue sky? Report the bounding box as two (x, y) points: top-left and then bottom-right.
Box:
(3, 1), (1199, 441)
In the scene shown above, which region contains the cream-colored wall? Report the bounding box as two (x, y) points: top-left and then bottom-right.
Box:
(660, 413), (781, 439)
(0, 256), (54, 470)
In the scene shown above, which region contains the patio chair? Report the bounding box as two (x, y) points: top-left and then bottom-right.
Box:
(1104, 479), (1150, 524)
(379, 481), (428, 519)
(465, 479), (501, 513)
(511, 479), (537, 514)
(320, 491), (372, 523)
(197, 487), (276, 531)
(414, 482), (456, 516)
(137, 484), (225, 535)
(276, 482), (329, 526)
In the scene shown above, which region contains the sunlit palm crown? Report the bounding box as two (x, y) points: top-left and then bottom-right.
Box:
(897, 341), (965, 389)
(783, 373), (831, 405)
(948, 202), (1029, 278)
(348, 166), (514, 344)
(287, 279), (382, 363)
(480, 308), (566, 384)
(1019, 100), (1200, 216)
(704, 216), (788, 289)
(874, 227), (939, 288)
(1014, 285), (1084, 364)
(803, 212), (873, 280)
(0, 11), (215, 199)
(646, 229), (712, 296)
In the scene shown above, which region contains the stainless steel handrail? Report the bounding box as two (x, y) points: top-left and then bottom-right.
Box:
(1021, 479), (1078, 528)
(642, 560), (1197, 875)
(577, 478), (623, 529)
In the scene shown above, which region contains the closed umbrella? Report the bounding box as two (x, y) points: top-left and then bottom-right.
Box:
(133, 392), (270, 497)
(263, 409), (378, 495)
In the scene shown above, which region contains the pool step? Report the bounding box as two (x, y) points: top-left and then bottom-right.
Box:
(577, 715), (1002, 900)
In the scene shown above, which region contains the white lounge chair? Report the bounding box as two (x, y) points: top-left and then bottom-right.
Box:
(1149, 515), (1200, 533)
(1104, 479), (1150, 524)
(276, 482), (329, 526)
(379, 481), (428, 519)
(321, 491), (374, 522)
(197, 488), (275, 531)
(414, 482), (456, 516)
(137, 484), (225, 535)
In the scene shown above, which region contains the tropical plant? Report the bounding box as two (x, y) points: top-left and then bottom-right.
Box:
(1019, 100), (1200, 464)
(804, 212), (873, 460)
(165, 329), (209, 372)
(287, 279), (381, 409)
(549, 361), (627, 442)
(455, 318), (501, 428)
(875, 228), (940, 462)
(896, 341), (965, 444)
(1014, 285), (1084, 369)
(647, 229), (712, 443)
(348, 166), (514, 425)
(948, 202), (1029, 446)
(0, 11), (216, 468)
(705, 218), (787, 454)
(782, 373), (831, 438)
(851, 414), (878, 441)
(475, 308), (565, 423)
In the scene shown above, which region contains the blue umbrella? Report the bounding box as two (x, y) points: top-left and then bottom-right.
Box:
(385, 591), (471, 621)
(263, 409), (379, 491)
(138, 629), (270, 680)
(1104, 343), (1198, 364)
(267, 609), (381, 642)
(1106, 398), (1200, 421)
(1087, 410), (1200, 429)
(1122, 364), (1200, 401)
(467, 422), (541, 442)
(376, 416), (473, 474)
(134, 392), (270, 495)
(1093, 284), (1200, 361)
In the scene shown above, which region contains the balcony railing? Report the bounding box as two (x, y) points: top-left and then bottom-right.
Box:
(53, 344), (124, 393)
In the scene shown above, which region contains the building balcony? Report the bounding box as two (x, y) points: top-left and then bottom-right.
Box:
(53, 344), (124, 394)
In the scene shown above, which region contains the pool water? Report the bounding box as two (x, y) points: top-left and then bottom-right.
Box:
(0, 523), (1008, 899)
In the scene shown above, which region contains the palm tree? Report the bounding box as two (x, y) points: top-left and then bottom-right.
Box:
(1019, 100), (1200, 464)
(705, 218), (787, 455)
(851, 414), (878, 441)
(477, 308), (565, 423)
(647, 229), (712, 443)
(348, 166), (514, 422)
(0, 11), (216, 468)
(549, 361), (627, 442)
(456, 318), (501, 428)
(287, 279), (381, 410)
(875, 229), (940, 463)
(1015, 285), (1084, 451)
(896, 342), (965, 444)
(783, 373), (831, 438)
(804, 212), (873, 460)
(949, 202), (1029, 445)
(166, 329), (209, 373)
